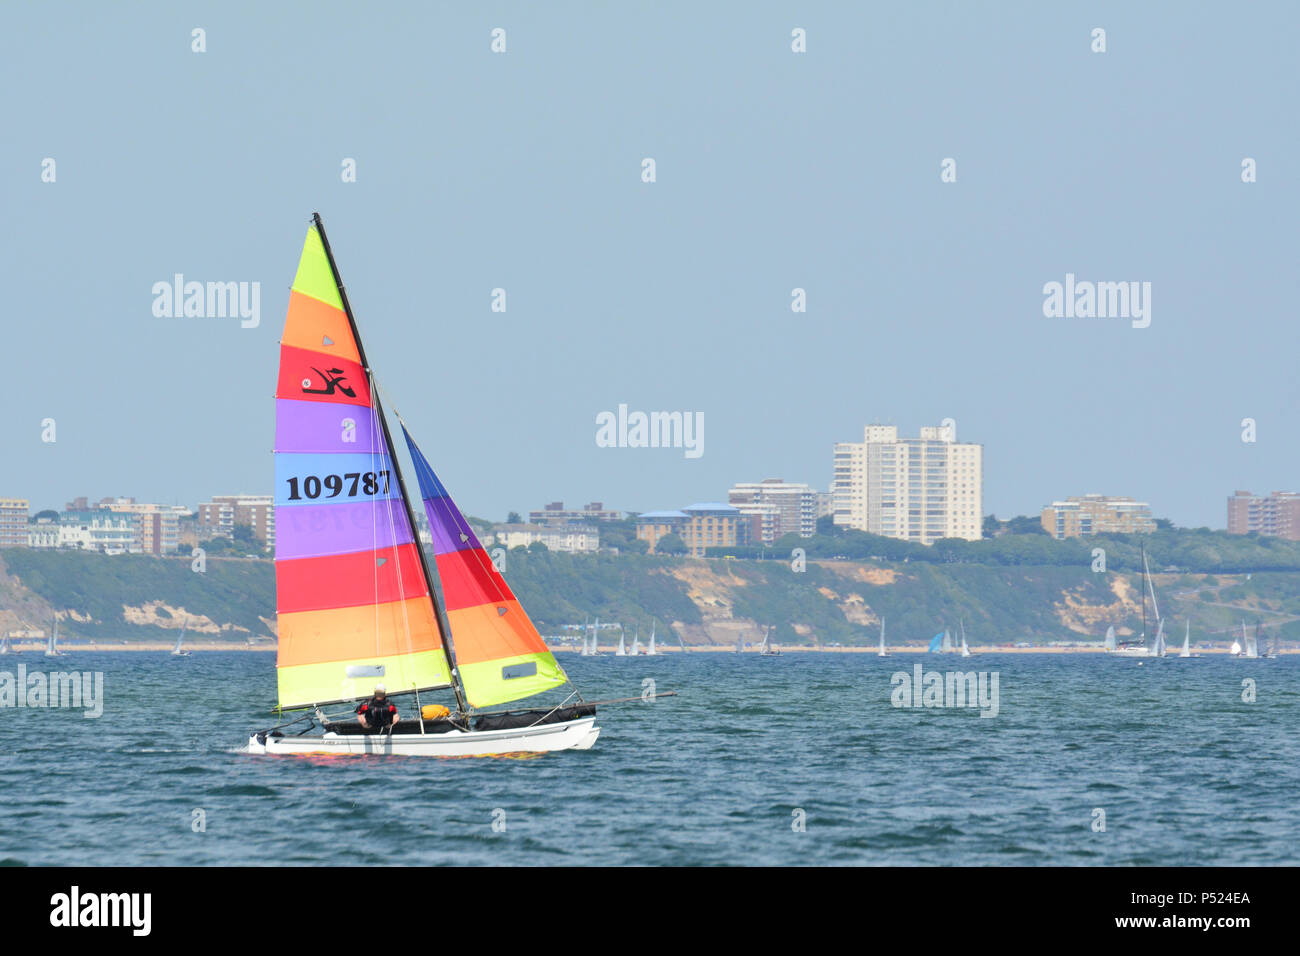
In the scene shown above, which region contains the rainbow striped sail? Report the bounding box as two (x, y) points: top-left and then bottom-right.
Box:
(402, 426), (568, 708)
(273, 224), (451, 708)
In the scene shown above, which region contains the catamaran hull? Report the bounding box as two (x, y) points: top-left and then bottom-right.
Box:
(247, 716), (600, 757)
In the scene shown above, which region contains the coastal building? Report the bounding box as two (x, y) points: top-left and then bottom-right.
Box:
(831, 424), (983, 545)
(1040, 495), (1156, 539)
(197, 495), (276, 550)
(27, 515), (60, 549)
(681, 503), (747, 556)
(488, 523), (599, 553)
(99, 498), (188, 555)
(528, 501), (623, 525)
(59, 509), (136, 553)
(635, 511), (689, 553)
(637, 504), (749, 556)
(0, 498), (29, 548)
(728, 479), (819, 542)
(1227, 490), (1300, 540)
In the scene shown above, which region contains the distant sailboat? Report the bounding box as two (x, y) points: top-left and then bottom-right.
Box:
(877, 618), (888, 658)
(616, 628), (627, 657)
(1152, 618), (1167, 658)
(1114, 545), (1160, 657)
(759, 625), (780, 657)
(0, 634), (9, 656)
(579, 616), (591, 656)
(1103, 625), (1117, 652)
(44, 619), (62, 657)
(588, 617), (600, 657)
(1178, 620), (1192, 658)
(927, 632), (944, 653)
(646, 624), (658, 656)
(941, 629), (954, 653)
(735, 636), (743, 655)
(959, 619), (971, 658)
(172, 617), (191, 657)
(677, 631), (688, 654)
(630, 629), (642, 656)
(1243, 620), (1259, 659)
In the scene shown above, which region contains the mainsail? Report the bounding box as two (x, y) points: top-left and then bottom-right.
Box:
(274, 222), (451, 709)
(402, 426), (568, 708)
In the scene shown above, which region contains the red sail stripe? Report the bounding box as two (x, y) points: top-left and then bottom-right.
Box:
(276, 345), (371, 407)
(276, 543), (430, 615)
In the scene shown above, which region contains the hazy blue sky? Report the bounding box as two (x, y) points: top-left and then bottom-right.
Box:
(2, 2), (1296, 527)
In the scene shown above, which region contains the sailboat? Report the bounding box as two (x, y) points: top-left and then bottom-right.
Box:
(44, 620), (62, 657)
(248, 215), (600, 756)
(616, 628), (627, 656)
(0, 635), (9, 656)
(630, 629), (642, 656)
(877, 618), (888, 657)
(735, 636), (743, 655)
(959, 619), (971, 658)
(1242, 620), (1259, 659)
(171, 617), (191, 657)
(1114, 546), (1161, 657)
(927, 632), (944, 653)
(759, 625), (780, 657)
(940, 629), (954, 653)
(1103, 625), (1117, 652)
(1177, 620), (1195, 658)
(646, 624), (657, 656)
(588, 617), (600, 657)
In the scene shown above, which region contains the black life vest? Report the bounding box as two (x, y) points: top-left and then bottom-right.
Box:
(356, 696), (397, 728)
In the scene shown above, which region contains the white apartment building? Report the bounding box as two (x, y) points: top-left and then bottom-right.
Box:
(727, 479), (819, 542)
(488, 523), (600, 553)
(832, 424), (983, 545)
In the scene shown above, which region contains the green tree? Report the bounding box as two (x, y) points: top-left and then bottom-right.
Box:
(507, 511), (523, 524)
(656, 533), (688, 555)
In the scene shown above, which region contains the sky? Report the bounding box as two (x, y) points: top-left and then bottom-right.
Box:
(2, 2), (1297, 528)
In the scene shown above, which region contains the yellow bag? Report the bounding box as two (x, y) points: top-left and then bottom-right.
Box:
(422, 704), (451, 720)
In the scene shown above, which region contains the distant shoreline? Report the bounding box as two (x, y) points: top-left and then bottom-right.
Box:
(4, 643), (1286, 655)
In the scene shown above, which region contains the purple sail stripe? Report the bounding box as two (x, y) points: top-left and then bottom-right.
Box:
(422, 495), (484, 555)
(275, 398), (384, 455)
(274, 498), (414, 561)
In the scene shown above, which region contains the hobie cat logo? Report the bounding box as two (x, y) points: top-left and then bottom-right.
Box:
(152, 274), (260, 328)
(1042, 273), (1151, 329)
(302, 366), (355, 398)
(595, 404), (704, 459)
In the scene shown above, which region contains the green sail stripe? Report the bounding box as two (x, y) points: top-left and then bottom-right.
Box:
(458, 652), (568, 709)
(291, 226), (344, 310)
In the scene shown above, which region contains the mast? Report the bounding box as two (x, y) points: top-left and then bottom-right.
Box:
(310, 213), (468, 714)
(1140, 545), (1147, 647)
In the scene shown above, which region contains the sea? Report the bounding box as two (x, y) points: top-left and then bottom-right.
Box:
(1, 651), (1296, 866)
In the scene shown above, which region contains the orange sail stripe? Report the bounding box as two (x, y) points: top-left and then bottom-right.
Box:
(280, 290), (361, 364)
(277, 597), (442, 668)
(445, 600), (546, 665)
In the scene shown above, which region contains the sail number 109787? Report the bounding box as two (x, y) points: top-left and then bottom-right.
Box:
(286, 471), (391, 500)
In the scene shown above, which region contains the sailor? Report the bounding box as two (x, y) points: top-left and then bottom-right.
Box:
(356, 684), (398, 733)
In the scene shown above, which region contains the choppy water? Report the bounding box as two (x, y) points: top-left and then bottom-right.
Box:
(1, 651), (1296, 865)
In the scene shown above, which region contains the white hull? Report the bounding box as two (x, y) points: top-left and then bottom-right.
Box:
(248, 716), (599, 757)
(1111, 647), (1156, 657)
